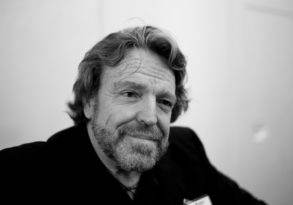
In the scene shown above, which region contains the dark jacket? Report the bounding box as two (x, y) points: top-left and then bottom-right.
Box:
(0, 124), (266, 204)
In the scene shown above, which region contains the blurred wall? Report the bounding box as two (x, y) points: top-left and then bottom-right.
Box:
(0, 0), (102, 146)
(1, 0), (293, 204)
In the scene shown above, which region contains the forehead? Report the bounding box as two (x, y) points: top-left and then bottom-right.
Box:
(101, 49), (175, 93)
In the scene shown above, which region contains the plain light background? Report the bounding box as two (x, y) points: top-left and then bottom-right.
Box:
(1, 0), (293, 204)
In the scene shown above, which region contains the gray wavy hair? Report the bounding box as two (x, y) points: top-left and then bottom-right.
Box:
(67, 25), (189, 124)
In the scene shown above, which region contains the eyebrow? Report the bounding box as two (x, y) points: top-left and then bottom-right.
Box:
(113, 81), (177, 102)
(113, 81), (145, 91)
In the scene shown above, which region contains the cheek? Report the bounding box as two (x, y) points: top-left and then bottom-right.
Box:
(93, 94), (137, 128)
(157, 114), (171, 138)
(99, 107), (138, 130)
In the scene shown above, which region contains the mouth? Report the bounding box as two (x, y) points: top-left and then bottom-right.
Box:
(126, 133), (158, 142)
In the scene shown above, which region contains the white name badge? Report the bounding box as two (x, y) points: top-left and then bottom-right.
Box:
(183, 195), (212, 205)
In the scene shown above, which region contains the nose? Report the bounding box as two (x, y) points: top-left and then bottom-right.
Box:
(136, 96), (158, 126)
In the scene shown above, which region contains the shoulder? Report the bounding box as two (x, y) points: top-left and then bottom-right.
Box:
(45, 124), (84, 148)
(0, 141), (46, 164)
(169, 126), (209, 162)
(169, 126), (202, 146)
(168, 126), (267, 204)
(0, 125), (80, 163)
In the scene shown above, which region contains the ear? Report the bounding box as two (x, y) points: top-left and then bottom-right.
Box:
(83, 98), (95, 120)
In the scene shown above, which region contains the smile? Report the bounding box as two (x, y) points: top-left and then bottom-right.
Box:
(126, 134), (158, 142)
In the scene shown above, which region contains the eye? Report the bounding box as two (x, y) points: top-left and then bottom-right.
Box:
(158, 99), (174, 111)
(162, 100), (172, 107)
(121, 90), (139, 98)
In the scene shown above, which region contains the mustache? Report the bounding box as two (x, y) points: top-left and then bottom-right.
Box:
(119, 125), (163, 141)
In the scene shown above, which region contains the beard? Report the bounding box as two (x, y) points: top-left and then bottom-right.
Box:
(90, 121), (169, 173)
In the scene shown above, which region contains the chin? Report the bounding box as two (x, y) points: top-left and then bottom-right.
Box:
(114, 138), (160, 172)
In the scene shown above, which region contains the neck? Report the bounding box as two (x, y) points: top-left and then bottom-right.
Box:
(86, 123), (141, 188)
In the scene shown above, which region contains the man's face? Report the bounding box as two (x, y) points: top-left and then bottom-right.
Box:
(85, 48), (176, 172)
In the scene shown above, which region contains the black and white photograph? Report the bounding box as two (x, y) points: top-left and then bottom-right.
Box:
(1, 0), (292, 204)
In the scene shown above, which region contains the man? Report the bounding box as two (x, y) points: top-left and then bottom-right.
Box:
(1, 26), (266, 204)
